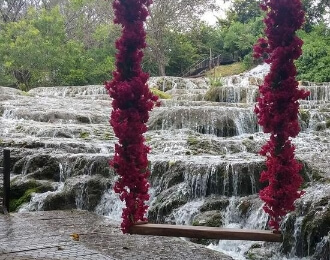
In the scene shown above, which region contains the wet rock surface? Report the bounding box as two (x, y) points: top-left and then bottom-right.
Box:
(0, 210), (232, 260)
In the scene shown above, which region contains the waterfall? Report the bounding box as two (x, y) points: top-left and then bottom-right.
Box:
(1, 64), (330, 259)
(207, 197), (268, 260)
(171, 199), (205, 225)
(95, 188), (124, 221)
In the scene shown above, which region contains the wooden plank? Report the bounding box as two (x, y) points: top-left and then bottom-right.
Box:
(130, 224), (282, 242)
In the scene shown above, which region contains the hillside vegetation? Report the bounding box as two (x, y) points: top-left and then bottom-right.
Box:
(0, 0), (329, 90)
(206, 62), (247, 78)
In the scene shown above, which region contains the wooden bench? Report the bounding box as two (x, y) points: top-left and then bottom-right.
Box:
(130, 223), (282, 242)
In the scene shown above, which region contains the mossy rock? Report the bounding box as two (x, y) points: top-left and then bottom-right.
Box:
(69, 156), (113, 177)
(242, 138), (260, 154)
(148, 184), (189, 223)
(187, 136), (224, 155)
(76, 115), (91, 123)
(244, 247), (274, 260)
(9, 179), (55, 211)
(54, 131), (72, 138)
(299, 109), (310, 125)
(200, 197), (229, 212)
(190, 210), (223, 245)
(197, 117), (237, 137)
(152, 77), (175, 92)
(42, 190), (76, 211)
(281, 213), (297, 254)
(192, 210), (223, 227)
(313, 234), (330, 260)
(204, 87), (223, 102)
(42, 176), (110, 211)
(149, 161), (184, 191)
(84, 176), (111, 211)
(10, 188), (38, 212)
(149, 161), (170, 184)
(300, 206), (330, 257)
(13, 155), (60, 181)
(238, 200), (252, 216)
(248, 77), (263, 86)
(148, 118), (163, 130)
(214, 118), (237, 137)
(314, 122), (326, 131)
(101, 131), (114, 140)
(299, 160), (325, 185)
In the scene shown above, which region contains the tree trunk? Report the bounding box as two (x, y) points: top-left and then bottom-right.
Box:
(158, 63), (166, 76)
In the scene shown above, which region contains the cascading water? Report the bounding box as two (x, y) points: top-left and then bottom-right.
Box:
(1, 64), (330, 259)
(207, 197), (268, 260)
(95, 187), (124, 222)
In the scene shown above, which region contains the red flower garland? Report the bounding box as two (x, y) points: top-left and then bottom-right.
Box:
(105, 0), (158, 233)
(253, 0), (309, 230)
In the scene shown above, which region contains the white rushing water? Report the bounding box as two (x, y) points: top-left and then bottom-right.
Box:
(207, 197), (268, 260)
(95, 188), (124, 221)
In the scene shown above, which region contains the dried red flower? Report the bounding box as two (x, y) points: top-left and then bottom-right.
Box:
(105, 0), (158, 233)
(254, 0), (309, 231)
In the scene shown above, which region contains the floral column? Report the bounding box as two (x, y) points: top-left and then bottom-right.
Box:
(105, 0), (158, 233)
(253, 0), (309, 231)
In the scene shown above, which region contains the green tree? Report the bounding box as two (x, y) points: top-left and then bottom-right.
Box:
(166, 31), (199, 76)
(223, 21), (260, 60)
(61, 0), (114, 47)
(0, 3), (116, 89)
(225, 0), (262, 24)
(146, 0), (218, 76)
(296, 24), (330, 82)
(0, 7), (69, 89)
(82, 23), (117, 83)
(301, 0), (330, 32)
(187, 22), (224, 57)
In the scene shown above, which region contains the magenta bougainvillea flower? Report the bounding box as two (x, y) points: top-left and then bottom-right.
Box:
(105, 0), (158, 233)
(254, 0), (309, 230)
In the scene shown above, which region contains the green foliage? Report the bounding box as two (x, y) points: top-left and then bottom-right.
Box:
(0, 7), (67, 89)
(223, 20), (261, 60)
(296, 24), (330, 82)
(207, 62), (246, 78)
(187, 23), (224, 56)
(0, 4), (116, 89)
(209, 77), (223, 88)
(150, 88), (171, 99)
(79, 131), (90, 139)
(242, 54), (254, 70)
(165, 31), (200, 76)
(0, 1), (329, 83)
(225, 0), (263, 24)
